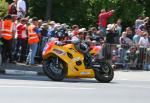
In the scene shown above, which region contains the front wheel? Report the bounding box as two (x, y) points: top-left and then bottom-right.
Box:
(94, 61), (114, 83)
(43, 56), (67, 81)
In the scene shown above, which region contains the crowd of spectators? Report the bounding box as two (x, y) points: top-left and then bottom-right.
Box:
(0, 1), (150, 67)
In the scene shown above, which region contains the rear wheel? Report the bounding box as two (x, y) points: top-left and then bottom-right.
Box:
(43, 56), (67, 81)
(94, 61), (114, 83)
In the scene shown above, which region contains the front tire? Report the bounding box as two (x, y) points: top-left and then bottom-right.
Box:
(43, 56), (67, 81)
(94, 61), (114, 83)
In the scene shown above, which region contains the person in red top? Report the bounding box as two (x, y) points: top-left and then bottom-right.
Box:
(98, 9), (115, 36)
(13, 18), (28, 62)
(8, 0), (18, 15)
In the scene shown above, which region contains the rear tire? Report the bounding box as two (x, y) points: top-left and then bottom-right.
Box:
(43, 56), (67, 81)
(94, 61), (114, 83)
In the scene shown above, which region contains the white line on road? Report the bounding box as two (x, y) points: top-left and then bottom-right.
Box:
(0, 85), (95, 90)
(115, 79), (150, 82)
(0, 83), (150, 90)
(112, 84), (150, 89)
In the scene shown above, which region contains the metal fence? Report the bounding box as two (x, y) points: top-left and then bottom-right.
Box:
(102, 44), (150, 70)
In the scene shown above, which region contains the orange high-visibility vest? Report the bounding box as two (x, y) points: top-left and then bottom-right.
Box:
(28, 25), (39, 44)
(1, 20), (14, 40)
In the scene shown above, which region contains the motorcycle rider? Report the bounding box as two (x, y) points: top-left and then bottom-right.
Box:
(54, 24), (69, 45)
(71, 28), (90, 52)
(71, 28), (93, 68)
(54, 27), (92, 67)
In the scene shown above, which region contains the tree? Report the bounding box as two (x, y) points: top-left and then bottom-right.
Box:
(28, 0), (47, 19)
(0, 0), (8, 17)
(9, 0), (147, 28)
(137, 0), (150, 17)
(46, 0), (52, 20)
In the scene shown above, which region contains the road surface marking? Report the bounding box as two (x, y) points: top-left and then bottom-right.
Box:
(0, 85), (95, 90)
(115, 79), (150, 82)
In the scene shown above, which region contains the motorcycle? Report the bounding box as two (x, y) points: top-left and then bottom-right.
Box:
(42, 40), (114, 83)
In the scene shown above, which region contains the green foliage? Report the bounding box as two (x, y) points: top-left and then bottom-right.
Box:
(28, 0), (47, 19)
(6, 0), (11, 3)
(50, 0), (145, 28)
(26, 0), (149, 28)
(0, 0), (8, 17)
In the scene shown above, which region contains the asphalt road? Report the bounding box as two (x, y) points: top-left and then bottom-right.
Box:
(0, 71), (150, 103)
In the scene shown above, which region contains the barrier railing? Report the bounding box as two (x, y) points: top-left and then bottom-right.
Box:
(102, 43), (150, 70)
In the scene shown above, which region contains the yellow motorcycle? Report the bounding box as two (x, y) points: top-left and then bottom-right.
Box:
(42, 41), (114, 83)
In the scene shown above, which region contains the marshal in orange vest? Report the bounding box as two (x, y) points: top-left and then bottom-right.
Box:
(1, 20), (14, 40)
(28, 25), (40, 44)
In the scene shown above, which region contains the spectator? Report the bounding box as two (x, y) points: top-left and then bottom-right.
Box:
(97, 9), (115, 36)
(146, 19), (150, 35)
(71, 25), (79, 36)
(138, 32), (150, 69)
(126, 27), (134, 40)
(106, 24), (117, 44)
(115, 19), (122, 36)
(38, 22), (49, 63)
(38, 20), (43, 28)
(41, 23), (49, 37)
(126, 46), (138, 68)
(8, 0), (18, 16)
(119, 32), (133, 66)
(119, 32), (133, 45)
(71, 28), (85, 42)
(47, 21), (56, 38)
(17, 0), (26, 18)
(139, 32), (150, 48)
(89, 27), (98, 40)
(135, 15), (149, 30)
(138, 22), (148, 32)
(114, 19), (122, 43)
(1, 15), (16, 63)
(90, 27), (97, 36)
(13, 18), (28, 62)
(85, 35), (91, 42)
(96, 30), (104, 44)
(133, 29), (142, 45)
(26, 17), (41, 65)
